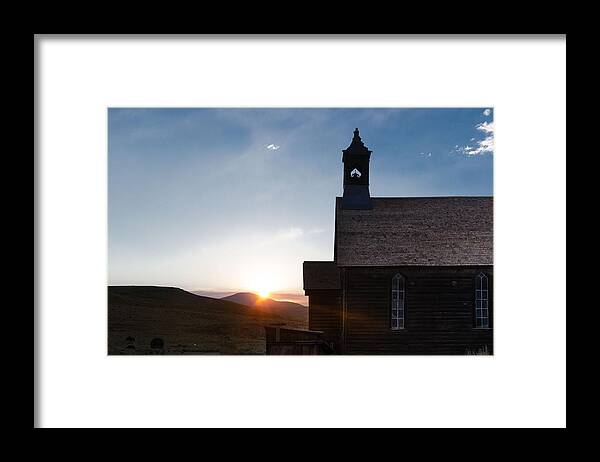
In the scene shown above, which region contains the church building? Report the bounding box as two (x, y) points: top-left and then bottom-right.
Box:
(302, 129), (493, 355)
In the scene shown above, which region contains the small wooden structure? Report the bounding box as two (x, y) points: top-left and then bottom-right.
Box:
(265, 326), (334, 355)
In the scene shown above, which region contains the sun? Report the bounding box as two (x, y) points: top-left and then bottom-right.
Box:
(245, 269), (279, 300)
(257, 288), (271, 299)
(253, 279), (274, 299)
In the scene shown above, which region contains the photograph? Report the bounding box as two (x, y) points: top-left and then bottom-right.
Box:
(36, 35), (566, 429)
(108, 108), (493, 355)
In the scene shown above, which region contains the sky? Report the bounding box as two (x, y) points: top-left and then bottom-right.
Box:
(108, 108), (493, 302)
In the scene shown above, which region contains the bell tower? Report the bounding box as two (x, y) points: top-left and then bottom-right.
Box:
(341, 128), (372, 210)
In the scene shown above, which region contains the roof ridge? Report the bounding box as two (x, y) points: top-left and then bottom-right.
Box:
(335, 195), (493, 199)
(371, 196), (493, 199)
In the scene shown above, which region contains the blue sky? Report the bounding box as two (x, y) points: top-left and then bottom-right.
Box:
(108, 108), (493, 300)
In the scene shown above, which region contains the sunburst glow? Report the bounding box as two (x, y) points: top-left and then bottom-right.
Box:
(257, 288), (271, 299)
(245, 270), (278, 300)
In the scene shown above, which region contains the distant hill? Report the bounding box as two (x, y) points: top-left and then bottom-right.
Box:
(108, 286), (308, 355)
(221, 292), (308, 323)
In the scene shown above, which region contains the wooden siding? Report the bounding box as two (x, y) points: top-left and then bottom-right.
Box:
(306, 289), (343, 351)
(342, 266), (493, 355)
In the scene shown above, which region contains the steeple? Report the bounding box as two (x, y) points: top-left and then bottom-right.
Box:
(341, 128), (372, 210)
(347, 128), (367, 151)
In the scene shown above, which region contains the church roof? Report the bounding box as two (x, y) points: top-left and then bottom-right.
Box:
(303, 261), (341, 290)
(334, 196), (493, 266)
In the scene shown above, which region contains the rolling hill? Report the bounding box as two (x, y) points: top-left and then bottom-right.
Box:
(108, 286), (308, 355)
(221, 292), (308, 323)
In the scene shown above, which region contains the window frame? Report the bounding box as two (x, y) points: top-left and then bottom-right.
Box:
(391, 273), (405, 330)
(474, 272), (489, 329)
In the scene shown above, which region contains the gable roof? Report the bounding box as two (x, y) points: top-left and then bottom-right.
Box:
(334, 196), (493, 266)
(303, 261), (341, 290)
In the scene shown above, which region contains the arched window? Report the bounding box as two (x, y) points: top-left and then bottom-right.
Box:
(391, 273), (405, 330)
(475, 273), (489, 328)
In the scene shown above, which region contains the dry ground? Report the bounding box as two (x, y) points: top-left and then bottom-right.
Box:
(108, 286), (308, 355)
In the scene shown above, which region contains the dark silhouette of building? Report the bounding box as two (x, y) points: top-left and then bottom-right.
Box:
(342, 128), (372, 210)
(302, 129), (493, 355)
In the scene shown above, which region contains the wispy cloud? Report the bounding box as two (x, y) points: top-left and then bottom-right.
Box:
(476, 121), (494, 134)
(483, 108), (492, 116)
(454, 120), (494, 156)
(307, 227), (326, 235)
(275, 227), (304, 240)
(266, 143), (280, 150)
